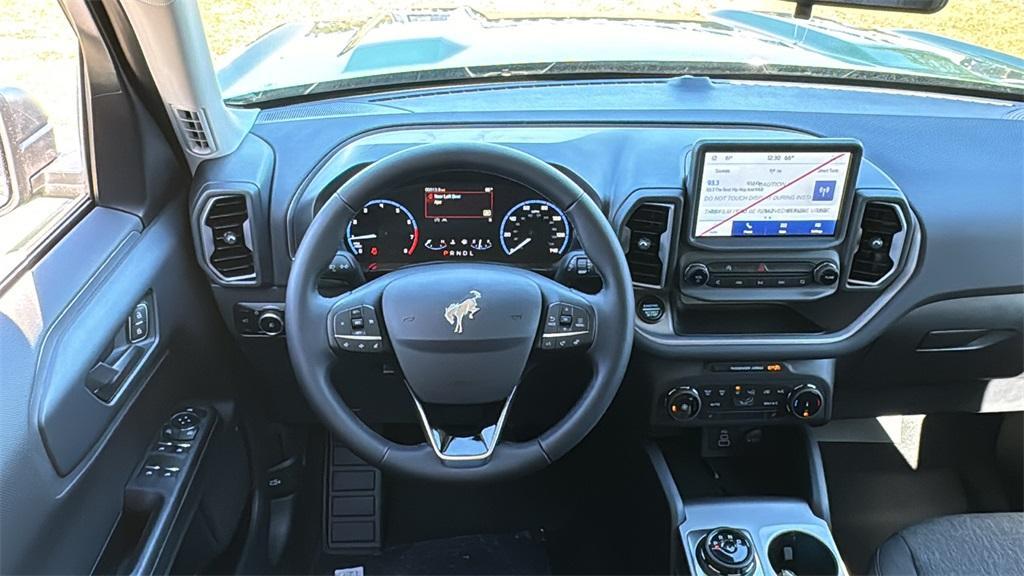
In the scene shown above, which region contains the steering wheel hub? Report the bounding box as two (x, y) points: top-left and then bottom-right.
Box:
(380, 265), (542, 405)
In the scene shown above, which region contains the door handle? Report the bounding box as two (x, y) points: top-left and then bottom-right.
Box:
(86, 344), (143, 402)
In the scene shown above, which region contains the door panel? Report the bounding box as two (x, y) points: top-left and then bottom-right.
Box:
(0, 200), (242, 574)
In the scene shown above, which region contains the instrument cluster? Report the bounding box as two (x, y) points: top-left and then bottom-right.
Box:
(342, 172), (572, 273)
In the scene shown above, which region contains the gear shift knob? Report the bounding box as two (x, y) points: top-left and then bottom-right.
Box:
(697, 527), (756, 576)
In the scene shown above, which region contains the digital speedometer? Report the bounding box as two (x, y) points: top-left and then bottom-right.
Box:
(333, 174), (573, 272)
(499, 200), (570, 259)
(346, 199), (419, 261)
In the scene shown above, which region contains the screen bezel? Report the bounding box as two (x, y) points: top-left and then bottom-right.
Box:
(686, 139), (863, 251)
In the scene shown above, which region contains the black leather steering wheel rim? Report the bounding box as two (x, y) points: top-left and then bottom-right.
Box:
(285, 142), (634, 481)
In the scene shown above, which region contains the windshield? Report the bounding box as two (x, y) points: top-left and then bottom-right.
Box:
(200, 0), (1024, 104)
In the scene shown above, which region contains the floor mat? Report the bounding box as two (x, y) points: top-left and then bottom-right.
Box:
(821, 442), (970, 573)
(819, 413), (1017, 573)
(318, 532), (550, 576)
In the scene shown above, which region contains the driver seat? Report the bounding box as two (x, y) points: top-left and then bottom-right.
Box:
(870, 513), (1024, 575)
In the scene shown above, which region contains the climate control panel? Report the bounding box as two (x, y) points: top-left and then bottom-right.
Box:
(666, 382), (824, 423)
(651, 360), (833, 427)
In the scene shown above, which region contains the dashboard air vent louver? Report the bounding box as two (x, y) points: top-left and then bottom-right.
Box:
(849, 202), (904, 285)
(625, 203), (672, 287)
(173, 107), (215, 155)
(202, 195), (255, 281)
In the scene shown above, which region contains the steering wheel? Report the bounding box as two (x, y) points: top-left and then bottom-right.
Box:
(285, 142), (634, 481)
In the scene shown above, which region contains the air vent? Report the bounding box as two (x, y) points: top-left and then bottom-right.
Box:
(624, 203), (673, 287)
(173, 107), (215, 155)
(202, 195), (255, 281)
(848, 202), (905, 286)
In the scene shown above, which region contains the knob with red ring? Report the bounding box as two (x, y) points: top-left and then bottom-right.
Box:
(789, 384), (824, 420)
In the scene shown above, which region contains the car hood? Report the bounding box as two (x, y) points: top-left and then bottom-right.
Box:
(218, 8), (1024, 102)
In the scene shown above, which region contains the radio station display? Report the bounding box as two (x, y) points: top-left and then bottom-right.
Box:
(694, 149), (854, 238)
(343, 175), (570, 272)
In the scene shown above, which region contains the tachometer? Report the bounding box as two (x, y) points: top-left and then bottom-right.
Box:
(499, 200), (570, 260)
(346, 199), (419, 260)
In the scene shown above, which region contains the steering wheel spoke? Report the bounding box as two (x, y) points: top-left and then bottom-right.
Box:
(408, 387), (518, 465)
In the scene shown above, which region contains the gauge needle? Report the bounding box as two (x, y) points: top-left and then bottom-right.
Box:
(349, 234), (378, 241)
(507, 237), (532, 254)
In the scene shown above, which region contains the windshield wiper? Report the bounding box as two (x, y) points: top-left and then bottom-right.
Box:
(224, 62), (582, 105)
(224, 60), (1024, 107)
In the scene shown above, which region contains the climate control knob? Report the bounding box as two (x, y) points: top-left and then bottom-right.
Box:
(813, 262), (840, 286)
(789, 384), (824, 420)
(666, 387), (701, 421)
(683, 263), (710, 286)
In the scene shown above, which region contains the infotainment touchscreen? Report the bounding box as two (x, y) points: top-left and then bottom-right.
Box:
(694, 149), (854, 238)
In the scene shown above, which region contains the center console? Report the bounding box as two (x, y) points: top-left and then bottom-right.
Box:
(623, 135), (917, 435)
(625, 136), (902, 576)
(681, 499), (845, 576)
(646, 426), (847, 576)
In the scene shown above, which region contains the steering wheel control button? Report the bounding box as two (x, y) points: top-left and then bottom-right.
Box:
(789, 384), (825, 419)
(332, 305), (384, 352)
(568, 255), (593, 276)
(698, 528), (756, 576)
(637, 296), (665, 323)
(683, 263), (710, 286)
(666, 387), (701, 421)
(540, 302), (593, 350)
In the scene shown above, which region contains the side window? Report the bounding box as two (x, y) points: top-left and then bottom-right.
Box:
(0, 1), (89, 281)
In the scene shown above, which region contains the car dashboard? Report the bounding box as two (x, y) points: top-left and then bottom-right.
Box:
(188, 77), (1023, 428)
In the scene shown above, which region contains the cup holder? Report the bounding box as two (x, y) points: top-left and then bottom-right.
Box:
(767, 531), (840, 576)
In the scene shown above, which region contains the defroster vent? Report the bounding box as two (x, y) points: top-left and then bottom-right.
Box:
(173, 107), (215, 155)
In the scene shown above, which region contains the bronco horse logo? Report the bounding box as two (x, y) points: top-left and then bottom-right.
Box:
(444, 290), (481, 334)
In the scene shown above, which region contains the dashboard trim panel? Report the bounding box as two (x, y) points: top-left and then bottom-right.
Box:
(267, 123), (924, 359)
(283, 123), (808, 262)
(634, 195), (921, 359)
